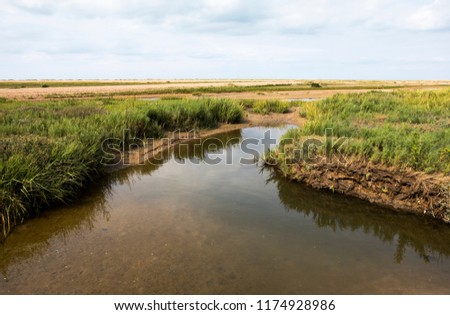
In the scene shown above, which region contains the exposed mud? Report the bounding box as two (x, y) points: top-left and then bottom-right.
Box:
(275, 159), (450, 223)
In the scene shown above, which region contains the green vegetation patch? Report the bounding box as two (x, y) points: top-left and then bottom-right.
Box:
(277, 89), (450, 174)
(252, 100), (291, 115)
(0, 98), (244, 238)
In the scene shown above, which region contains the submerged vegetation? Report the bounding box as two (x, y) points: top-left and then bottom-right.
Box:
(0, 98), (244, 238)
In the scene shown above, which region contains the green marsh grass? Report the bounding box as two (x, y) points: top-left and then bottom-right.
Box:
(272, 89), (450, 174)
(252, 100), (291, 115)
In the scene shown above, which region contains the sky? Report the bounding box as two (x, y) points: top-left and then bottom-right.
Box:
(1, 0), (450, 79)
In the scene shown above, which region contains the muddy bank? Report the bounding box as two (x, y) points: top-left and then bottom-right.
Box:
(270, 159), (450, 223)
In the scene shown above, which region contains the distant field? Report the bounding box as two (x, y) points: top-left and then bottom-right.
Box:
(0, 81), (164, 89)
(0, 79), (244, 89)
(1, 79), (449, 100)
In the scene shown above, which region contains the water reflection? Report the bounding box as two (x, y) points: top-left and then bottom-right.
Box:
(0, 131), (243, 276)
(0, 167), (165, 272)
(162, 130), (241, 165)
(264, 168), (450, 264)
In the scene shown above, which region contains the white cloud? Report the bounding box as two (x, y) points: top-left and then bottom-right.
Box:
(11, 0), (56, 15)
(0, 0), (449, 79)
(403, 0), (450, 31)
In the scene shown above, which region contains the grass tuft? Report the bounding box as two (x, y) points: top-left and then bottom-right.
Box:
(252, 100), (290, 115)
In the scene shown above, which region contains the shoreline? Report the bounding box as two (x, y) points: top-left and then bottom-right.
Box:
(110, 109), (449, 223)
(267, 159), (450, 223)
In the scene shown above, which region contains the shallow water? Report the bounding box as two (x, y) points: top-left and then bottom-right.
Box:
(1, 127), (450, 294)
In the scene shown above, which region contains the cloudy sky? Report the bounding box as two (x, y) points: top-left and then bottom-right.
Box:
(1, 0), (449, 79)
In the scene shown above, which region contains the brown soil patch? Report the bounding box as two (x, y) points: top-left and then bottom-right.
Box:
(275, 159), (450, 223)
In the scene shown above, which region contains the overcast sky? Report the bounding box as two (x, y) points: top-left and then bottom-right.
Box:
(1, 0), (449, 79)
